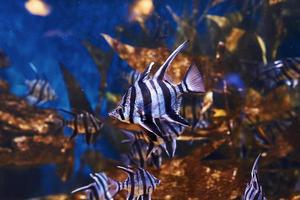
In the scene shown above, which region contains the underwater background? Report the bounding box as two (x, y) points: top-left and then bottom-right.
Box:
(1, 0), (300, 199)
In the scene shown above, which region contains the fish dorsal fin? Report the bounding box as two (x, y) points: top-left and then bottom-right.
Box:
(117, 166), (134, 175)
(137, 62), (154, 82)
(251, 154), (261, 177)
(153, 41), (188, 80)
(29, 62), (38, 74)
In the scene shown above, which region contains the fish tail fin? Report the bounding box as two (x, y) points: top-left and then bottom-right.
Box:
(179, 63), (205, 94)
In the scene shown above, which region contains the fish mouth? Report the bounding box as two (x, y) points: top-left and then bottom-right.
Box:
(108, 110), (117, 119)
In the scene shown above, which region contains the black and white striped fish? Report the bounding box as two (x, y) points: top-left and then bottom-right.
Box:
(59, 109), (103, 144)
(122, 137), (163, 169)
(257, 57), (300, 90)
(72, 172), (113, 200)
(25, 63), (57, 105)
(109, 41), (204, 139)
(243, 154), (267, 200)
(123, 70), (141, 86)
(25, 78), (57, 105)
(121, 117), (186, 158)
(115, 166), (160, 200)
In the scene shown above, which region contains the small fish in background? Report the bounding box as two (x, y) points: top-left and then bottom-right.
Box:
(243, 154), (267, 200)
(109, 41), (205, 140)
(257, 57), (300, 91)
(57, 109), (103, 145)
(72, 172), (114, 200)
(25, 63), (57, 105)
(114, 166), (160, 200)
(120, 118), (186, 158)
(25, 0), (51, 17)
(121, 134), (163, 169)
(246, 110), (296, 147)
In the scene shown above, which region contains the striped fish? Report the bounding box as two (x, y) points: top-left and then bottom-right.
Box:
(258, 57), (300, 90)
(72, 172), (113, 200)
(122, 138), (163, 169)
(59, 109), (103, 144)
(243, 154), (267, 200)
(121, 117), (185, 158)
(116, 166), (160, 200)
(25, 63), (57, 105)
(25, 79), (57, 105)
(109, 41), (204, 139)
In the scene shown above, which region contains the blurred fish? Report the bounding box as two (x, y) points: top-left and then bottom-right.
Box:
(109, 41), (205, 139)
(25, 0), (51, 17)
(257, 57), (300, 90)
(120, 119), (183, 159)
(243, 154), (267, 200)
(58, 109), (103, 145)
(72, 172), (114, 200)
(25, 63), (57, 105)
(246, 110), (296, 147)
(121, 133), (163, 169)
(121, 119), (207, 159)
(114, 166), (160, 200)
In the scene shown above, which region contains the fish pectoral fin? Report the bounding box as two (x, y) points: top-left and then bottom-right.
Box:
(162, 110), (190, 127)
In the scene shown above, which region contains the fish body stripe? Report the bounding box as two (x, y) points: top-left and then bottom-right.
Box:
(129, 85), (137, 124)
(138, 79), (152, 120)
(26, 79), (56, 105)
(128, 172), (135, 200)
(94, 173), (112, 200)
(121, 167), (159, 199)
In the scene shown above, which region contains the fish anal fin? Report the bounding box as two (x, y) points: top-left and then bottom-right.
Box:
(163, 110), (190, 127)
